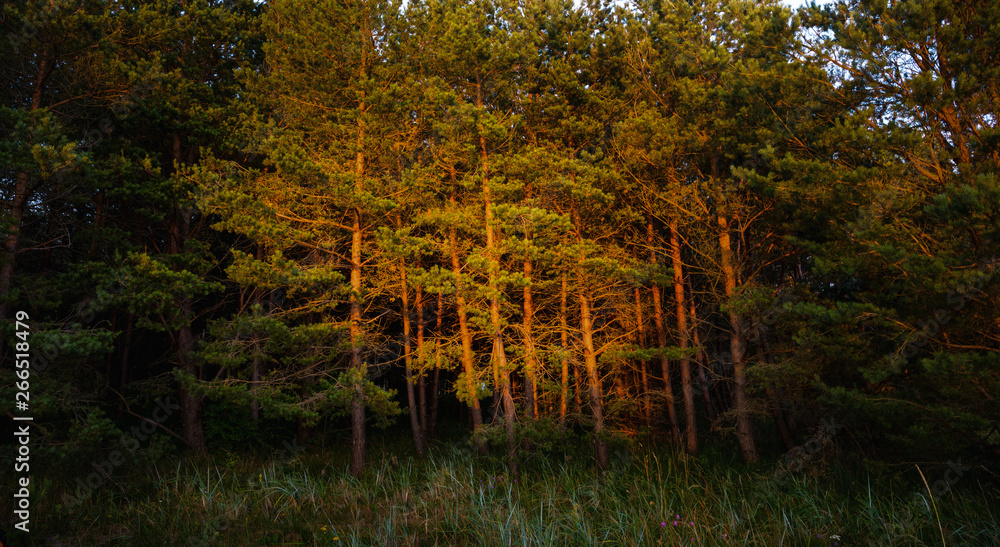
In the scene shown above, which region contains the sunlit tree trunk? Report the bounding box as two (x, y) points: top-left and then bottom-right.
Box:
(649, 221), (681, 443)
(430, 292), (444, 439)
(560, 275), (570, 426)
(416, 284), (428, 441)
(715, 159), (757, 463)
(580, 289), (609, 469)
(670, 218), (698, 455)
(349, 98), (367, 475)
(449, 188), (484, 450)
(400, 254), (425, 455)
(478, 77), (516, 474)
(634, 287), (652, 426)
(523, 256), (539, 420)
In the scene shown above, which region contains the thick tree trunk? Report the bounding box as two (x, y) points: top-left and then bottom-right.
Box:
(670, 218), (698, 455)
(649, 222), (681, 443)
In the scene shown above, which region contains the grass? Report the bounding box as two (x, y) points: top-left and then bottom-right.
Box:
(24, 432), (1000, 546)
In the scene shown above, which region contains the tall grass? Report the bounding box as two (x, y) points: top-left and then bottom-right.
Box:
(32, 437), (1000, 546)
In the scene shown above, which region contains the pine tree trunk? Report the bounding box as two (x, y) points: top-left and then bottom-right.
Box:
(416, 284), (428, 441)
(560, 275), (570, 426)
(686, 291), (716, 425)
(117, 314), (134, 420)
(670, 218), (698, 455)
(580, 290), (609, 469)
(649, 222), (681, 444)
(250, 345), (262, 421)
(0, 52), (52, 321)
(449, 191), (484, 450)
(523, 257), (538, 420)
(479, 78), (516, 473)
(634, 287), (652, 426)
(754, 328), (794, 451)
(250, 284), (263, 421)
(167, 133), (207, 454)
(177, 297), (206, 453)
(400, 257), (425, 455)
(430, 292), (444, 439)
(349, 114), (367, 476)
(715, 159), (758, 463)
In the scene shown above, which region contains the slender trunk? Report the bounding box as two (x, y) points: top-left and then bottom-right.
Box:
(250, 342), (262, 421)
(478, 78), (515, 474)
(687, 291), (716, 425)
(416, 285), (428, 440)
(400, 257), (425, 455)
(634, 287), (652, 425)
(0, 173), (30, 322)
(670, 218), (697, 455)
(649, 222), (681, 443)
(614, 368), (626, 403)
(574, 359), (582, 418)
(449, 189), (484, 448)
(177, 297), (206, 452)
(523, 257), (538, 419)
(116, 314), (134, 420)
(572, 202), (608, 468)
(349, 104), (367, 475)
(755, 327), (794, 451)
(167, 133), (206, 453)
(0, 53), (53, 321)
(580, 290), (609, 469)
(297, 416), (312, 446)
(430, 292), (443, 438)
(251, 283), (263, 421)
(715, 157), (758, 463)
(89, 190), (105, 258)
(560, 275), (570, 427)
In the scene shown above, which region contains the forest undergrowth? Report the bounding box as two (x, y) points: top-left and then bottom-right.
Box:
(29, 429), (1000, 547)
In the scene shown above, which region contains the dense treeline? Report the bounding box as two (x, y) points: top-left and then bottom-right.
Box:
(2, 0), (998, 483)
